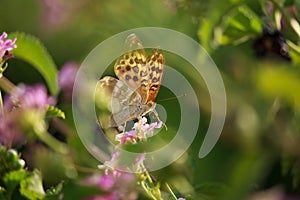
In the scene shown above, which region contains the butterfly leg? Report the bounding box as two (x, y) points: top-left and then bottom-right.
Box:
(136, 117), (144, 137)
(119, 122), (127, 134)
(151, 110), (168, 131)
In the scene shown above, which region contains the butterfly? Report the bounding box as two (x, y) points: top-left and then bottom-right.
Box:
(96, 34), (164, 129)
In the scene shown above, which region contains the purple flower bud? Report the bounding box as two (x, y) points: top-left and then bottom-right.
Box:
(0, 32), (7, 40)
(58, 62), (78, 102)
(0, 32), (17, 59)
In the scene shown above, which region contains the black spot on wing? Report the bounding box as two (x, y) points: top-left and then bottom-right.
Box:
(133, 76), (138, 81)
(152, 77), (158, 83)
(140, 70), (147, 77)
(125, 75), (131, 80)
(133, 66), (139, 73)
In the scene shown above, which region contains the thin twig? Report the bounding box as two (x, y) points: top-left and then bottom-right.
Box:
(165, 183), (178, 200)
(50, 118), (75, 137)
(0, 76), (15, 93)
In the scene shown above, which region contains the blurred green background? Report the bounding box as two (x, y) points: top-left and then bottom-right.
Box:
(1, 0), (300, 199)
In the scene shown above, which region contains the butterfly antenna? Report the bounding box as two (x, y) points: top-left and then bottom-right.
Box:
(158, 93), (187, 102)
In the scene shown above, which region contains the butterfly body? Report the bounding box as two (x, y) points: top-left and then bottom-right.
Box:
(97, 34), (164, 128)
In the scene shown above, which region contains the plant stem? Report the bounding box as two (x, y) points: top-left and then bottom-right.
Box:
(74, 165), (102, 174)
(165, 183), (178, 200)
(36, 130), (69, 155)
(287, 40), (300, 55)
(0, 73), (14, 115)
(0, 89), (3, 116)
(50, 118), (74, 137)
(138, 163), (163, 200)
(141, 163), (154, 184)
(140, 181), (158, 200)
(0, 76), (15, 93)
(269, 0), (299, 36)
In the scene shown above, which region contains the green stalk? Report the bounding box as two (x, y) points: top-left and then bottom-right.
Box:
(165, 183), (178, 200)
(287, 40), (300, 55)
(0, 63), (6, 116)
(269, 0), (299, 37)
(140, 181), (158, 200)
(0, 76), (15, 93)
(35, 130), (69, 155)
(0, 74), (15, 117)
(138, 163), (162, 200)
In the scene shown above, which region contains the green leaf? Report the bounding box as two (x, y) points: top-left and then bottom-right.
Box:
(3, 170), (28, 199)
(45, 182), (63, 200)
(194, 183), (227, 199)
(0, 186), (5, 199)
(62, 181), (103, 200)
(198, 0), (243, 51)
(9, 32), (59, 95)
(213, 5), (262, 46)
(19, 170), (45, 200)
(46, 106), (65, 119)
(257, 66), (300, 111)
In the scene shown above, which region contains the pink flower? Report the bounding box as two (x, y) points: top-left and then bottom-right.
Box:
(134, 117), (162, 137)
(81, 170), (137, 200)
(5, 84), (55, 111)
(248, 186), (300, 200)
(0, 32), (17, 59)
(85, 192), (119, 200)
(140, 120), (162, 137)
(110, 151), (120, 162)
(41, 0), (71, 29)
(134, 154), (145, 171)
(0, 113), (25, 146)
(0, 84), (55, 146)
(58, 62), (78, 103)
(99, 174), (117, 190)
(115, 130), (137, 144)
(58, 62), (77, 90)
(115, 117), (162, 144)
(82, 174), (116, 191)
(177, 198), (186, 200)
(135, 154), (145, 166)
